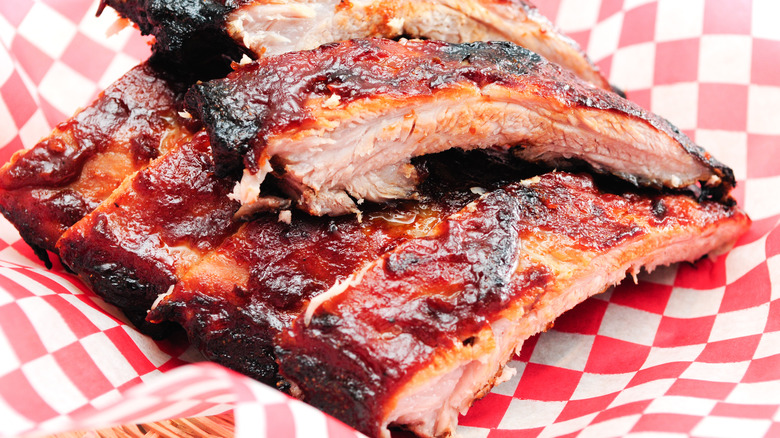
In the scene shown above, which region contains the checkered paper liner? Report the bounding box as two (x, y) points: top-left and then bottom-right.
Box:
(0, 0), (778, 437)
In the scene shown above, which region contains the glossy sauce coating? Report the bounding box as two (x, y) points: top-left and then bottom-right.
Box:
(57, 132), (240, 336)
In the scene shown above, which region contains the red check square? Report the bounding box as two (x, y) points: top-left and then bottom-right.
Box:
(654, 39), (700, 85)
(767, 300), (780, 333)
(703, 0), (752, 35)
(751, 39), (780, 87)
(516, 334), (539, 362)
(10, 35), (55, 85)
(628, 362), (690, 388)
(654, 315), (716, 347)
(0, 71), (38, 129)
(630, 413), (700, 434)
(551, 298), (608, 335)
(61, 33), (116, 83)
(610, 281), (673, 315)
(675, 256), (726, 289)
(667, 379), (736, 400)
(619, 3), (658, 47)
(41, 0), (92, 24)
(488, 428), (544, 438)
(556, 392), (618, 422)
(598, 0), (623, 21)
(698, 335), (761, 363)
(711, 402), (778, 419)
(459, 392), (514, 428)
(593, 400), (651, 424)
(721, 263), (771, 313)
(742, 353), (780, 383)
(585, 337), (650, 374)
(0, 1), (33, 26)
(747, 134), (780, 179)
(515, 363), (582, 402)
(697, 84), (749, 131)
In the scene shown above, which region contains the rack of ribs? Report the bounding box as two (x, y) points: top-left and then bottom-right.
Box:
(188, 38), (734, 216)
(276, 172), (749, 437)
(101, 0), (611, 90)
(0, 4), (752, 437)
(147, 149), (546, 384)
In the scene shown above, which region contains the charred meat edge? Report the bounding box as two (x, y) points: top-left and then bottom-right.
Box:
(277, 172), (750, 438)
(188, 39), (734, 216)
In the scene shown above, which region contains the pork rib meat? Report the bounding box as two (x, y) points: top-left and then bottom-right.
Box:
(102, 0), (610, 89)
(148, 149), (543, 384)
(188, 38), (734, 216)
(57, 132), (240, 336)
(277, 171), (749, 437)
(0, 62), (194, 266)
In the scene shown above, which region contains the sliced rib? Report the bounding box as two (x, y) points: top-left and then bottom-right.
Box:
(148, 149), (541, 384)
(102, 0), (610, 89)
(57, 132), (240, 336)
(0, 62), (194, 265)
(276, 172), (750, 438)
(188, 39), (735, 216)
(226, 0), (610, 89)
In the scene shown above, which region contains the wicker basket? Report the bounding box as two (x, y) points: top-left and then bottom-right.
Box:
(50, 412), (235, 438)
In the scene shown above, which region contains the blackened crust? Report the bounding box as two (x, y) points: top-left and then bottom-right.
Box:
(101, 0), (247, 78)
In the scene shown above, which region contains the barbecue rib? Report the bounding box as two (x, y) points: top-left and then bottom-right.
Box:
(276, 172), (750, 438)
(188, 38), (734, 216)
(57, 132), (240, 336)
(102, 0), (610, 90)
(148, 149), (543, 384)
(0, 62), (194, 266)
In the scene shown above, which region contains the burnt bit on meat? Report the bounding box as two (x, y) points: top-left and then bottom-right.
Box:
(101, 0), (249, 79)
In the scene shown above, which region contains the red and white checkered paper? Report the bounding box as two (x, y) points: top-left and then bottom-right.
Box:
(1, 0), (779, 437)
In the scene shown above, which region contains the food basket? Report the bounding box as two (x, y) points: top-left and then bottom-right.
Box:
(0, 0), (778, 436)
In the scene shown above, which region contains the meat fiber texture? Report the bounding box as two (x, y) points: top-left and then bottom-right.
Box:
(0, 1), (779, 438)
